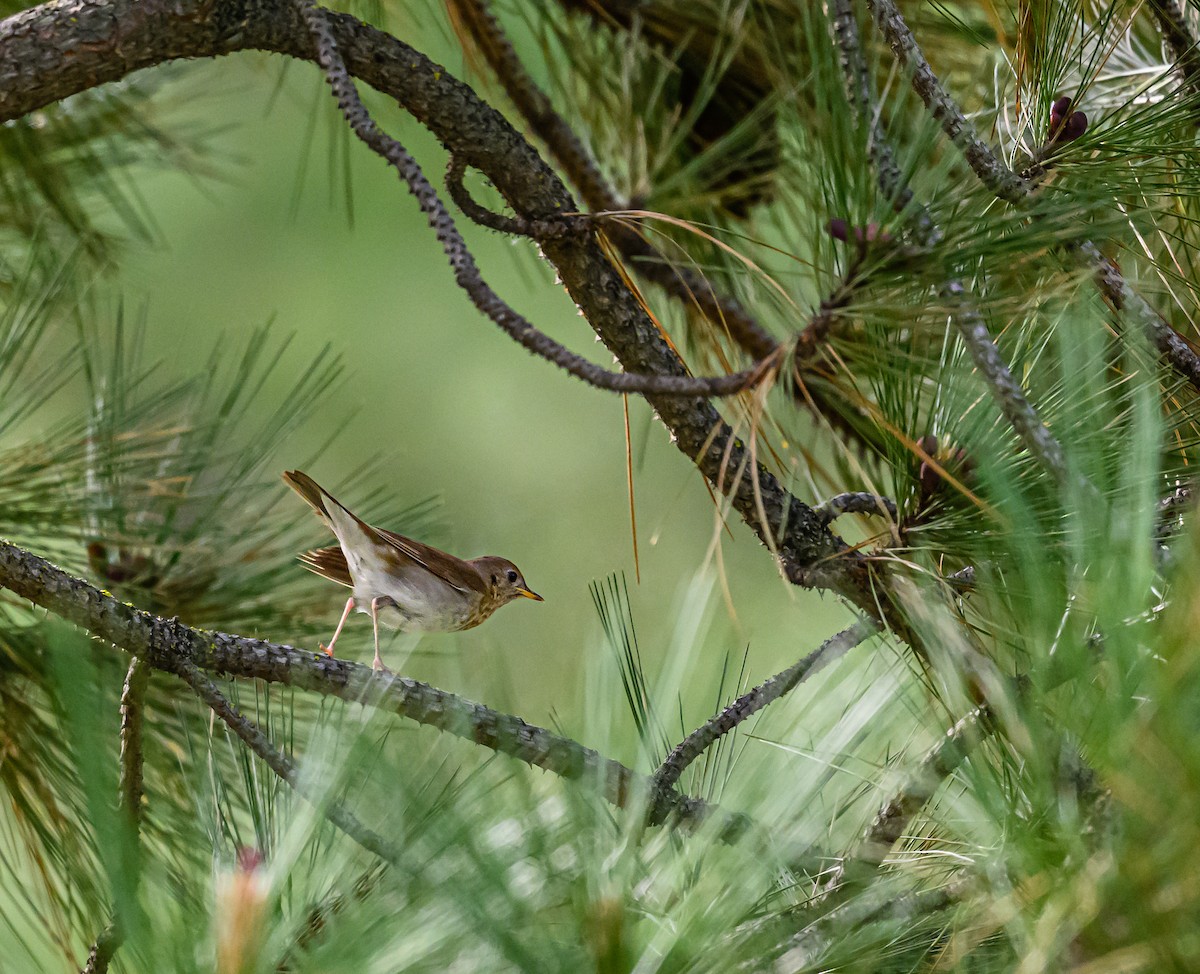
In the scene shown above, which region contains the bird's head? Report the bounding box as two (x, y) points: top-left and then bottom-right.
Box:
(473, 556), (543, 605)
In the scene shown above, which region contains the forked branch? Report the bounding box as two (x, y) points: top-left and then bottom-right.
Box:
(0, 541), (739, 835)
(652, 621), (877, 803)
(177, 661), (403, 863)
(297, 1), (780, 399)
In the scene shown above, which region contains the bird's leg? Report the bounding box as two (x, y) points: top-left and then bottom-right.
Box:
(370, 596), (389, 672)
(321, 596), (355, 657)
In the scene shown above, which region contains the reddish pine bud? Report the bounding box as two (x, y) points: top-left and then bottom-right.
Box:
(1048, 95), (1087, 146)
(216, 848), (269, 974)
(1050, 95), (1072, 131)
(236, 847), (265, 872)
(1061, 110), (1088, 142)
(827, 218), (849, 241)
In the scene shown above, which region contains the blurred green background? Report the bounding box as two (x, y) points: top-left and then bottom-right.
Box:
(111, 31), (852, 724)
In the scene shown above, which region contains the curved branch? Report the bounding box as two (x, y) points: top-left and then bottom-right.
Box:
(444, 154), (581, 238)
(653, 621), (876, 797)
(0, 540), (740, 835)
(443, 0), (784, 363)
(299, 1), (776, 399)
(0, 0), (885, 614)
(177, 660), (403, 863)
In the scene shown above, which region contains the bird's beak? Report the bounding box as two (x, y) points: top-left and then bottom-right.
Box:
(518, 588), (544, 601)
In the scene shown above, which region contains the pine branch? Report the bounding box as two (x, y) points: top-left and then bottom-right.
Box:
(0, 540), (742, 836)
(859, 0), (1200, 395)
(176, 661), (403, 863)
(81, 656), (151, 974)
(0, 0), (893, 621)
(832, 0), (1070, 485)
(652, 621), (876, 798)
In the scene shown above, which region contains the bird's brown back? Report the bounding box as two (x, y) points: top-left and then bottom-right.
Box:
(284, 469), (488, 596)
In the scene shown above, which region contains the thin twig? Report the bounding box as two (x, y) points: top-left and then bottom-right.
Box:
(444, 155), (583, 239)
(297, 1), (774, 398)
(831, 1), (1070, 486)
(865, 0), (1029, 203)
(0, 540), (739, 835)
(81, 656), (151, 974)
(177, 661), (403, 864)
(653, 621), (876, 798)
(813, 492), (897, 526)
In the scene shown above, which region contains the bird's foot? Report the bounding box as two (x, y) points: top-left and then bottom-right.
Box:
(319, 642), (335, 657)
(371, 655), (391, 673)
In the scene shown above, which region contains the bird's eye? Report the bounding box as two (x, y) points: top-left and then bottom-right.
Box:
(506, 569), (518, 584)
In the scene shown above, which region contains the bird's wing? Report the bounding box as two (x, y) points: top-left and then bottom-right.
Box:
(298, 545), (354, 587)
(376, 527), (486, 595)
(284, 470), (484, 596)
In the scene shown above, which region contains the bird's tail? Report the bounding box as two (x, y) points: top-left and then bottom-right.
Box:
(282, 470), (339, 522)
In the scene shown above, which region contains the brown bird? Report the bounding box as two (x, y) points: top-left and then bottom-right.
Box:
(283, 470), (542, 670)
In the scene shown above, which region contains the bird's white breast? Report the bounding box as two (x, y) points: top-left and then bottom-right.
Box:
(325, 508), (472, 632)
